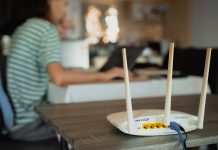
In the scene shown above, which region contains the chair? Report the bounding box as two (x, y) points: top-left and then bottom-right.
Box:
(0, 35), (14, 131)
(0, 70), (14, 131)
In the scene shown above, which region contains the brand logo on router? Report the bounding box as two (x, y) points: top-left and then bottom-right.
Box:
(135, 118), (149, 122)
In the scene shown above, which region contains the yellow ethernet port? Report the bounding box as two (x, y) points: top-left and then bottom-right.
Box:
(150, 123), (157, 129)
(142, 123), (152, 129)
(156, 122), (167, 128)
(142, 122), (167, 129)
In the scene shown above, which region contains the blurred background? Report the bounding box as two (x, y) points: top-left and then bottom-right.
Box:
(1, 0), (218, 74)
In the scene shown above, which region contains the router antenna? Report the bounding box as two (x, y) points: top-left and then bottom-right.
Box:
(164, 43), (174, 126)
(122, 48), (134, 133)
(197, 48), (212, 129)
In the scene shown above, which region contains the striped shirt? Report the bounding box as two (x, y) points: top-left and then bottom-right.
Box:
(7, 18), (61, 129)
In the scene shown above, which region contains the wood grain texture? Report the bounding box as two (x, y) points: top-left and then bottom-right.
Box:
(36, 95), (218, 150)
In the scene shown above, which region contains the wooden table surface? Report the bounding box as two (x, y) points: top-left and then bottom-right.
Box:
(36, 95), (218, 150)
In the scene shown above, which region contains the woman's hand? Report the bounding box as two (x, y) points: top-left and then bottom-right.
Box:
(101, 67), (134, 81)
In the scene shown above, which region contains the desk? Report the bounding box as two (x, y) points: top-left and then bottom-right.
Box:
(36, 95), (218, 150)
(48, 76), (210, 103)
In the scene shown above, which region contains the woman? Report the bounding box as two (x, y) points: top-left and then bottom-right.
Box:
(7, 0), (129, 141)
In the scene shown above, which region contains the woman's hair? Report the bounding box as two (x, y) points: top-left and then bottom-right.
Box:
(13, 0), (49, 20)
(0, 0), (49, 35)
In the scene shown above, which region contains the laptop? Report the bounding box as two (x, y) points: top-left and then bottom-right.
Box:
(99, 47), (144, 72)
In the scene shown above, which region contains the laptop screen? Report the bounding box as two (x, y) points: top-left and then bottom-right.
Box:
(99, 46), (144, 72)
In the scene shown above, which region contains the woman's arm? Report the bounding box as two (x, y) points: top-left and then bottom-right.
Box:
(48, 63), (130, 87)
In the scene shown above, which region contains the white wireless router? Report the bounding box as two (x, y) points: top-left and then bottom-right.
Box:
(107, 43), (212, 136)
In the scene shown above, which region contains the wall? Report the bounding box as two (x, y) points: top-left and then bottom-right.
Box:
(164, 0), (218, 48)
(191, 0), (218, 48)
(163, 0), (192, 48)
(67, 0), (83, 39)
(118, 2), (164, 45)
